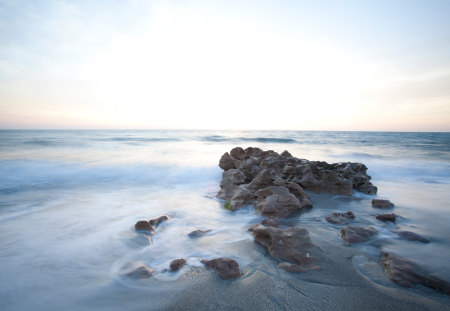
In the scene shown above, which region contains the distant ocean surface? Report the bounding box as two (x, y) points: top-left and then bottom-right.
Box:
(1, 130), (450, 310)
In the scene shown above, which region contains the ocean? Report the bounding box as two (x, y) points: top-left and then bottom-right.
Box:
(1, 130), (450, 310)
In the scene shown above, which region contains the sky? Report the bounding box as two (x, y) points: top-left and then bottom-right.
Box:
(0, 0), (449, 131)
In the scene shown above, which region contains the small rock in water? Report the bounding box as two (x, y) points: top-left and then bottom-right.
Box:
(375, 213), (396, 223)
(341, 225), (378, 244)
(170, 258), (187, 272)
(278, 261), (320, 273)
(201, 258), (241, 280)
(325, 211), (355, 224)
(135, 221), (155, 233)
(187, 229), (211, 238)
(149, 215), (169, 227)
(397, 231), (430, 243)
(372, 199), (394, 209)
(380, 251), (450, 294)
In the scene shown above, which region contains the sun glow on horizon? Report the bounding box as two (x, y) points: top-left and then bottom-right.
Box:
(1, 1), (449, 131)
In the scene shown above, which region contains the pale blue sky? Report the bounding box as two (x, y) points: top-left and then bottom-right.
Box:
(1, 0), (449, 130)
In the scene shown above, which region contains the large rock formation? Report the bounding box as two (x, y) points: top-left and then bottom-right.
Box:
(249, 224), (320, 272)
(217, 147), (377, 214)
(201, 258), (241, 280)
(380, 251), (450, 294)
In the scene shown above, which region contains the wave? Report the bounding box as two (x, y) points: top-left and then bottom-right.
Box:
(92, 137), (182, 143)
(200, 136), (297, 144)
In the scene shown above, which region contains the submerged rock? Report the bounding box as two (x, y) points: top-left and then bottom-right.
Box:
(261, 216), (279, 227)
(397, 231), (430, 243)
(123, 265), (155, 279)
(375, 213), (396, 223)
(187, 229), (211, 238)
(380, 251), (450, 294)
(278, 261), (320, 273)
(170, 258), (187, 272)
(135, 215), (169, 235)
(201, 258), (241, 280)
(372, 199), (394, 209)
(341, 225), (378, 244)
(325, 211), (355, 224)
(250, 224), (320, 272)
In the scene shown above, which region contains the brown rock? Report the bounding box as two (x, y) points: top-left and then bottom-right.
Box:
(341, 225), (378, 244)
(219, 152), (236, 171)
(255, 186), (303, 218)
(149, 215), (169, 227)
(325, 211), (355, 224)
(188, 229), (211, 238)
(170, 258), (187, 272)
(230, 147), (245, 160)
(250, 224), (320, 271)
(380, 251), (450, 294)
(375, 213), (396, 222)
(135, 220), (154, 233)
(398, 231), (430, 243)
(358, 182), (378, 194)
(201, 258), (241, 280)
(372, 199), (394, 209)
(123, 265), (155, 279)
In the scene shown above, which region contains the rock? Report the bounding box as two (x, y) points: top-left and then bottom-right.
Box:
(149, 215), (169, 227)
(278, 262), (320, 273)
(261, 216), (279, 227)
(250, 224), (320, 272)
(325, 211), (355, 224)
(170, 258), (187, 272)
(281, 150), (292, 157)
(397, 231), (430, 243)
(225, 185), (257, 210)
(123, 265), (155, 279)
(188, 229), (211, 238)
(230, 147), (245, 160)
(135, 220), (155, 233)
(255, 186), (303, 218)
(219, 152), (236, 171)
(376, 213), (396, 223)
(358, 182), (378, 195)
(380, 251), (450, 294)
(135, 215), (169, 234)
(372, 199), (394, 209)
(341, 225), (378, 244)
(201, 258), (241, 280)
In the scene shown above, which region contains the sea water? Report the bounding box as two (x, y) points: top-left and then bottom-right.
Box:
(0, 130), (449, 310)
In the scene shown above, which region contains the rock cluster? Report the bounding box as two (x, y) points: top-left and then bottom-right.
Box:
(218, 147), (377, 214)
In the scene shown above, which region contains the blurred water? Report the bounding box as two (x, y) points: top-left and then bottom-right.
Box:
(0, 130), (449, 310)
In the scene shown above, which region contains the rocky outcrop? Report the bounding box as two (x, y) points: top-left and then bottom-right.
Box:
(325, 211), (355, 224)
(170, 258), (187, 272)
(341, 225), (378, 244)
(217, 147), (377, 213)
(380, 251), (450, 294)
(397, 231), (430, 243)
(376, 213), (396, 222)
(372, 199), (394, 209)
(250, 224), (320, 272)
(201, 258), (241, 280)
(188, 229), (211, 238)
